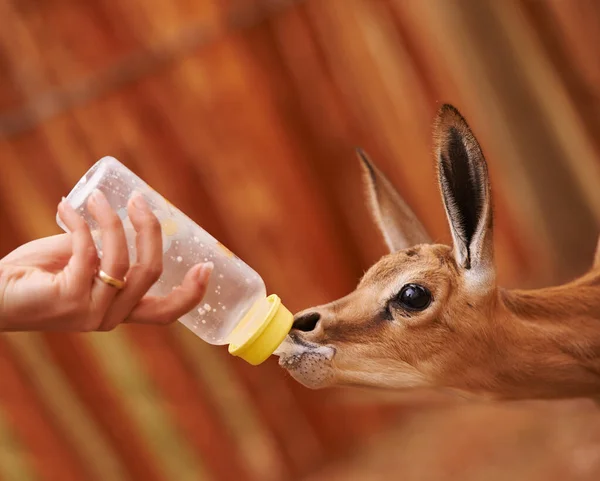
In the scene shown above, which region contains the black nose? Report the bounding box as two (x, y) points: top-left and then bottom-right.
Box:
(292, 312), (321, 332)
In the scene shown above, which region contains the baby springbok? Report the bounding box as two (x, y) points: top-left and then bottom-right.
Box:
(278, 104), (600, 400)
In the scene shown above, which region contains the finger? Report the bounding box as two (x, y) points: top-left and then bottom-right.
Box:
(126, 262), (213, 325)
(57, 200), (98, 286)
(87, 190), (130, 315)
(100, 194), (163, 330)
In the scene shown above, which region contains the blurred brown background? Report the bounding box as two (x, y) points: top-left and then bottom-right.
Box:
(1, 0), (600, 480)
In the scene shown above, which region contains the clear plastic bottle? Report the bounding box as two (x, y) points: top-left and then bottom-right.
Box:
(57, 156), (293, 365)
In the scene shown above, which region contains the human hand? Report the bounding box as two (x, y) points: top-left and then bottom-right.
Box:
(0, 191), (212, 331)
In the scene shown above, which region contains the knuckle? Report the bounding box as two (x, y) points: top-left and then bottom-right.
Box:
(63, 293), (87, 317)
(117, 260), (130, 271)
(74, 305), (90, 321)
(97, 323), (117, 332)
(109, 260), (130, 277)
(146, 262), (163, 281)
(106, 215), (123, 231)
(80, 316), (102, 332)
(71, 213), (88, 230)
(61, 305), (80, 324)
(136, 261), (163, 282)
(96, 313), (121, 331)
(85, 245), (99, 265)
(144, 215), (161, 235)
(157, 316), (176, 326)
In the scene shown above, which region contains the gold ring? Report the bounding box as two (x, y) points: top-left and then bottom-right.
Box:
(97, 269), (126, 290)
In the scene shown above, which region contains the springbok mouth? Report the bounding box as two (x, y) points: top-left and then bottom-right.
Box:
(278, 353), (305, 370)
(275, 334), (336, 370)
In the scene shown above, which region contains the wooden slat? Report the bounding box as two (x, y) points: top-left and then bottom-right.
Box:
(246, 4), (384, 270)
(84, 330), (209, 481)
(228, 359), (324, 477)
(125, 324), (250, 481)
(522, 0), (600, 157)
(0, 405), (37, 481)
(4, 333), (130, 481)
(172, 326), (289, 481)
(0, 337), (90, 481)
(0, 1), (57, 104)
(490, 0), (600, 226)
(104, 0), (222, 45)
(44, 333), (166, 481)
(304, 399), (600, 481)
(12, 0), (141, 83)
(0, 195), (24, 256)
(305, 0), (448, 243)
(0, 141), (58, 239)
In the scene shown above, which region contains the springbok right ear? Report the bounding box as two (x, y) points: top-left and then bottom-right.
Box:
(434, 104), (495, 287)
(357, 148), (431, 252)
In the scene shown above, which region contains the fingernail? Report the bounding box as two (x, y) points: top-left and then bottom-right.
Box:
(88, 189), (100, 206)
(197, 262), (214, 281)
(131, 193), (151, 214)
(59, 197), (76, 214)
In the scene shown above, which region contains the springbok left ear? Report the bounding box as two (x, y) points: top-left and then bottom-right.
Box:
(357, 148), (431, 252)
(434, 105), (495, 287)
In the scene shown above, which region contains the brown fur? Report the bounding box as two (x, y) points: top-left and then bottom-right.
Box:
(277, 104), (600, 400)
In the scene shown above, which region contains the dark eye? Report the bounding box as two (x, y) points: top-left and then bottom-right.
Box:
(397, 284), (431, 311)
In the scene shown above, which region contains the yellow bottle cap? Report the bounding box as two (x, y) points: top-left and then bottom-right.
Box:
(227, 294), (293, 366)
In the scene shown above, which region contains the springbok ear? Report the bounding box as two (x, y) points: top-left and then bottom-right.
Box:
(357, 148), (431, 252)
(434, 104), (495, 285)
(593, 234), (600, 270)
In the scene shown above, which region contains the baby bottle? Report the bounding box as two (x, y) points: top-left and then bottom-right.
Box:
(56, 156), (293, 365)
